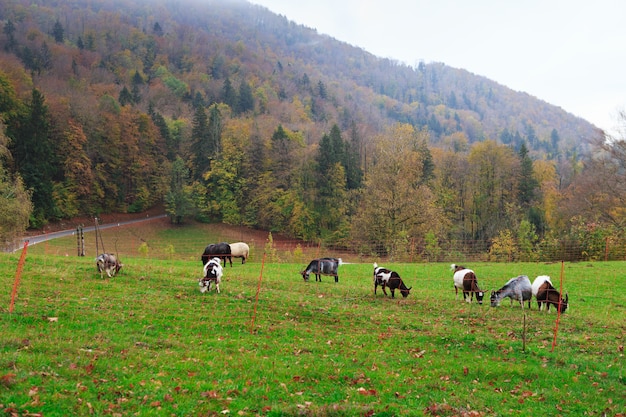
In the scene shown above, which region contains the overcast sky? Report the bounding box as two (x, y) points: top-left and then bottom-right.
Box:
(249, 0), (626, 137)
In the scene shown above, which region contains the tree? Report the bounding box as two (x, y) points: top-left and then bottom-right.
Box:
(39, 41), (52, 71)
(351, 124), (446, 257)
(150, 110), (176, 161)
(57, 120), (93, 217)
(317, 80), (327, 99)
(190, 104), (222, 182)
(221, 77), (237, 109)
(344, 122), (363, 190)
(3, 19), (16, 51)
(0, 120), (32, 249)
(52, 20), (64, 43)
(559, 122), (626, 233)
(190, 106), (209, 180)
(517, 142), (538, 208)
(467, 140), (518, 242)
(237, 80), (254, 114)
(165, 156), (193, 224)
(152, 22), (163, 36)
(0, 170), (32, 249)
(270, 124), (296, 190)
(550, 128), (560, 155)
(9, 89), (58, 226)
(131, 71), (143, 104)
(118, 86), (133, 106)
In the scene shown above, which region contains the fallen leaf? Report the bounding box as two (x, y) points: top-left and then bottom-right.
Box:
(357, 387), (377, 396)
(201, 390), (219, 398)
(0, 373), (16, 387)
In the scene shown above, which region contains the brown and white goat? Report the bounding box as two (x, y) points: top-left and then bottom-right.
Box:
(451, 264), (484, 304)
(531, 275), (568, 313)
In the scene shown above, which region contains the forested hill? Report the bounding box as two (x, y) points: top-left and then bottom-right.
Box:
(1, 0), (596, 151)
(3, 0), (619, 260)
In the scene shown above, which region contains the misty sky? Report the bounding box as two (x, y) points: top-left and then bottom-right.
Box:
(250, 0), (626, 137)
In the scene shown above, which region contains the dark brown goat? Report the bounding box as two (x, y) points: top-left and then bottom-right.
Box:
(533, 276), (568, 313)
(451, 264), (484, 304)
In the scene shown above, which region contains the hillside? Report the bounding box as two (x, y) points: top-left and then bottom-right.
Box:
(1, 0), (620, 258)
(0, 0), (597, 152)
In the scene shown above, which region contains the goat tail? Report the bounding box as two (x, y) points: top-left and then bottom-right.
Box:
(338, 258), (344, 266)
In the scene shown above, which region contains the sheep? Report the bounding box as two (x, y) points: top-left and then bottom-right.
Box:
(451, 264), (484, 304)
(201, 242), (232, 267)
(532, 275), (568, 313)
(229, 242), (250, 264)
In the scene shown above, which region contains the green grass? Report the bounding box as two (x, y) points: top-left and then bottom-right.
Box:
(1, 225), (625, 416)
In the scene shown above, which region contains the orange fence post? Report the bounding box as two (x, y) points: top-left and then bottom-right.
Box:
(249, 252), (267, 334)
(9, 240), (29, 313)
(551, 260), (565, 351)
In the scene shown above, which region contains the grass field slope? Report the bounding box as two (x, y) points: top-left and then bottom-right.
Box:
(1, 223), (624, 416)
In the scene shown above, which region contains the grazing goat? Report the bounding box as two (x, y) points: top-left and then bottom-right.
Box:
(301, 258), (342, 282)
(96, 253), (123, 278)
(532, 275), (568, 313)
(451, 264), (484, 304)
(229, 242), (250, 264)
(373, 263), (412, 298)
(201, 242), (232, 267)
(490, 275), (532, 309)
(199, 257), (223, 293)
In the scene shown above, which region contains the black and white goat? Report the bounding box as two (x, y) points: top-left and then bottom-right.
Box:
(451, 264), (484, 304)
(199, 257), (223, 293)
(532, 275), (568, 313)
(96, 253), (123, 278)
(490, 275), (532, 309)
(373, 263), (412, 298)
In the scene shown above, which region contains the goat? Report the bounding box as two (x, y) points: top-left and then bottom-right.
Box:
(373, 263), (412, 298)
(229, 242), (250, 264)
(301, 258), (342, 282)
(96, 253), (123, 278)
(532, 275), (568, 313)
(199, 257), (223, 293)
(490, 275), (532, 309)
(451, 264), (484, 304)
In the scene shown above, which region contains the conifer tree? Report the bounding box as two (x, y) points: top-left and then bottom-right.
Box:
(221, 77), (237, 110)
(517, 142), (538, 208)
(52, 20), (64, 43)
(9, 89), (58, 224)
(190, 106), (210, 181)
(237, 80), (254, 114)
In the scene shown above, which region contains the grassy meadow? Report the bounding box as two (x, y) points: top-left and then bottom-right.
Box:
(1, 221), (625, 416)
